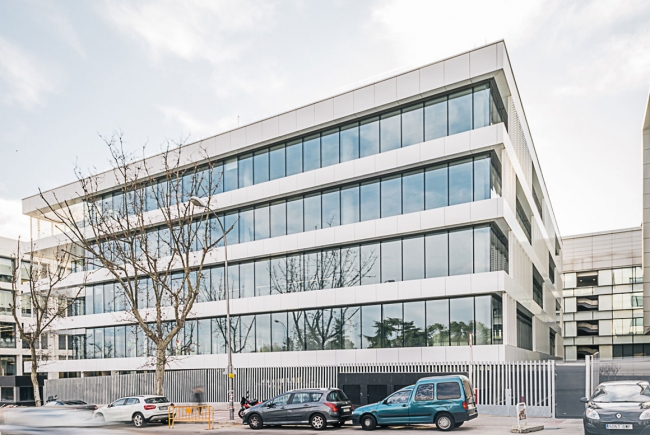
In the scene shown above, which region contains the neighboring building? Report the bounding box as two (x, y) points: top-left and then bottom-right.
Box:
(22, 41), (563, 379)
(643, 92), (650, 334)
(561, 228), (644, 360)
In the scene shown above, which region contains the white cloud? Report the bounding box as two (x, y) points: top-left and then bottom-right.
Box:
(0, 197), (30, 240)
(159, 105), (210, 138)
(0, 37), (57, 109)
(102, 0), (275, 65)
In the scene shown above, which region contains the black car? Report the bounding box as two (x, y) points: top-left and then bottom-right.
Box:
(582, 381), (650, 434)
(242, 388), (353, 430)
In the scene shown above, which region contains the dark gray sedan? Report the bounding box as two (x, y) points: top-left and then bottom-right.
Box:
(582, 381), (650, 434)
(243, 388), (353, 430)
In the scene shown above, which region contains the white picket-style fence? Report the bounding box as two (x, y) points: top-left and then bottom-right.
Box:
(45, 361), (555, 417)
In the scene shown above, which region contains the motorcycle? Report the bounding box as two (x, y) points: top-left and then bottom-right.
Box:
(238, 391), (261, 419)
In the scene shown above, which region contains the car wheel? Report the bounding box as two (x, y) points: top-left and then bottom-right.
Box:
(248, 414), (263, 430)
(94, 413), (105, 423)
(435, 413), (455, 431)
(455, 422), (464, 428)
(238, 409), (245, 419)
(361, 415), (377, 431)
(132, 412), (146, 428)
(310, 413), (327, 430)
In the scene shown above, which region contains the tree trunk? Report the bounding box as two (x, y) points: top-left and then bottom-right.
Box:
(30, 346), (42, 407)
(154, 344), (166, 396)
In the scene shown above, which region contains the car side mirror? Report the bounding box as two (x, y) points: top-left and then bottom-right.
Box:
(580, 397), (589, 403)
(382, 400), (388, 405)
(267, 403), (275, 408)
(108, 404), (113, 408)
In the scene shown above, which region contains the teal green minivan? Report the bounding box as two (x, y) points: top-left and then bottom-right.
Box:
(351, 375), (477, 431)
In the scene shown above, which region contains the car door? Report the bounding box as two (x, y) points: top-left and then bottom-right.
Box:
(262, 393), (292, 423)
(123, 398), (141, 421)
(284, 392), (315, 423)
(104, 398), (127, 422)
(409, 383), (436, 424)
(375, 390), (412, 425)
(435, 381), (463, 415)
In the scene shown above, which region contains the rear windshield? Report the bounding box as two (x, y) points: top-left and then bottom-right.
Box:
(437, 382), (461, 400)
(462, 379), (474, 402)
(145, 397), (169, 404)
(326, 390), (349, 402)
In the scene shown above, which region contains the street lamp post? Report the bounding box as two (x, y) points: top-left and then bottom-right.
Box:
(190, 196), (235, 421)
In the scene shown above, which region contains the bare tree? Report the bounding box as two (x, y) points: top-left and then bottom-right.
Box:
(10, 240), (85, 406)
(39, 134), (228, 395)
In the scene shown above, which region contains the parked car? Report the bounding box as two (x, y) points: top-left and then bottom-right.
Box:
(93, 395), (172, 427)
(242, 388), (353, 430)
(582, 380), (650, 434)
(44, 399), (98, 411)
(351, 375), (477, 431)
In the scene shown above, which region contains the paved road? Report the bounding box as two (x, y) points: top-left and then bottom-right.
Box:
(104, 415), (585, 434)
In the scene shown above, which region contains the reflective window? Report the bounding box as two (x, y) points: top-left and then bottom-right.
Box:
(321, 129), (339, 167)
(425, 165), (448, 209)
(303, 134), (320, 172)
(341, 185), (360, 225)
(269, 144), (285, 180)
(228, 264), (240, 299)
(383, 303), (403, 347)
(286, 139), (302, 177)
(305, 309), (322, 350)
(340, 246), (361, 287)
(360, 181), (380, 221)
(225, 212), (239, 244)
(403, 237), (424, 281)
(340, 123), (359, 162)
(473, 84), (490, 129)
(380, 110), (401, 152)
(341, 306), (361, 349)
(224, 158), (238, 192)
(271, 312), (287, 351)
(450, 297), (473, 346)
(115, 326), (126, 358)
(255, 260), (270, 296)
(473, 226), (491, 274)
(239, 262), (254, 299)
(474, 295), (492, 345)
(381, 176), (401, 218)
(449, 229), (473, 276)
(404, 301), (426, 347)
(402, 104), (423, 147)
(239, 208), (254, 243)
(256, 314), (271, 352)
(104, 327), (114, 358)
(287, 197), (303, 235)
(286, 254), (303, 293)
(474, 155), (491, 201)
(362, 304), (381, 348)
(323, 308), (342, 349)
(426, 299), (449, 346)
(381, 240), (402, 283)
(424, 96), (447, 141)
(270, 201), (286, 238)
(403, 170), (424, 214)
(197, 319), (211, 355)
(426, 232), (448, 278)
(304, 194), (321, 231)
(254, 205), (270, 241)
(361, 243), (380, 285)
(449, 159), (473, 206)
(240, 315), (256, 353)
(238, 154), (253, 188)
(253, 150), (269, 184)
(360, 117), (379, 158)
(448, 89), (472, 135)
(270, 258), (286, 295)
(322, 190), (340, 228)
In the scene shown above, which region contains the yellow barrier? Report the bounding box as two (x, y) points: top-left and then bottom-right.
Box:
(168, 405), (214, 430)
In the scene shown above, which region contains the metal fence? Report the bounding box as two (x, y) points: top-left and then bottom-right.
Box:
(45, 361), (554, 417)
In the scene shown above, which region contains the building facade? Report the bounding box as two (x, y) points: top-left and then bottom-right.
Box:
(562, 228), (645, 360)
(22, 41), (563, 378)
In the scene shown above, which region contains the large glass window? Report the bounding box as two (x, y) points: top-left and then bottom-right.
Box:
(287, 197), (303, 235)
(473, 84), (490, 129)
(286, 139), (303, 177)
(256, 314), (271, 352)
(360, 181), (380, 221)
(322, 190), (340, 228)
(424, 96), (447, 141)
(381, 176), (402, 218)
(304, 194), (321, 231)
(450, 297), (473, 346)
(254, 205), (270, 241)
(271, 312), (287, 351)
(449, 229), (473, 276)
(474, 155), (491, 201)
(270, 257), (287, 295)
(426, 232), (448, 278)
(403, 301), (426, 347)
(403, 237), (424, 281)
(269, 145), (285, 180)
(303, 135), (320, 172)
(402, 104), (423, 147)
(360, 117), (379, 158)
(239, 262), (254, 299)
(383, 303), (403, 347)
(473, 226), (491, 274)
(342, 306), (361, 349)
(340, 123), (359, 162)
(253, 150), (269, 184)
(321, 129), (339, 167)
(380, 111), (401, 152)
(381, 240), (402, 283)
(448, 89), (472, 135)
(270, 201), (286, 238)
(238, 154), (253, 188)
(341, 185), (360, 225)
(362, 304), (381, 348)
(474, 296), (492, 345)
(255, 260), (270, 296)
(426, 299), (449, 346)
(239, 208), (254, 243)
(449, 158), (473, 206)
(224, 158), (238, 192)
(402, 170), (424, 214)
(425, 164), (448, 209)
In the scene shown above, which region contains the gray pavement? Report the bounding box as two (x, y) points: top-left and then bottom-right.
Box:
(115, 413), (585, 435)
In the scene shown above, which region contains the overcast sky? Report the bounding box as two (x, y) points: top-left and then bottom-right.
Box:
(1, 0), (649, 240)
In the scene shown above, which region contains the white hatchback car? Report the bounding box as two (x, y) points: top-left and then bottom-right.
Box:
(94, 395), (172, 427)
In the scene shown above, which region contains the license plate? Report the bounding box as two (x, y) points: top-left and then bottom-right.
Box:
(342, 406), (351, 412)
(606, 424), (633, 429)
(160, 406), (168, 411)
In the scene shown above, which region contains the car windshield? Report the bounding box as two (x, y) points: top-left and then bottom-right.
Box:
(326, 390), (349, 402)
(592, 383), (650, 403)
(145, 397), (169, 404)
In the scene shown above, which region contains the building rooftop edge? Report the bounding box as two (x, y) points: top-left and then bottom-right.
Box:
(563, 226), (642, 240)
